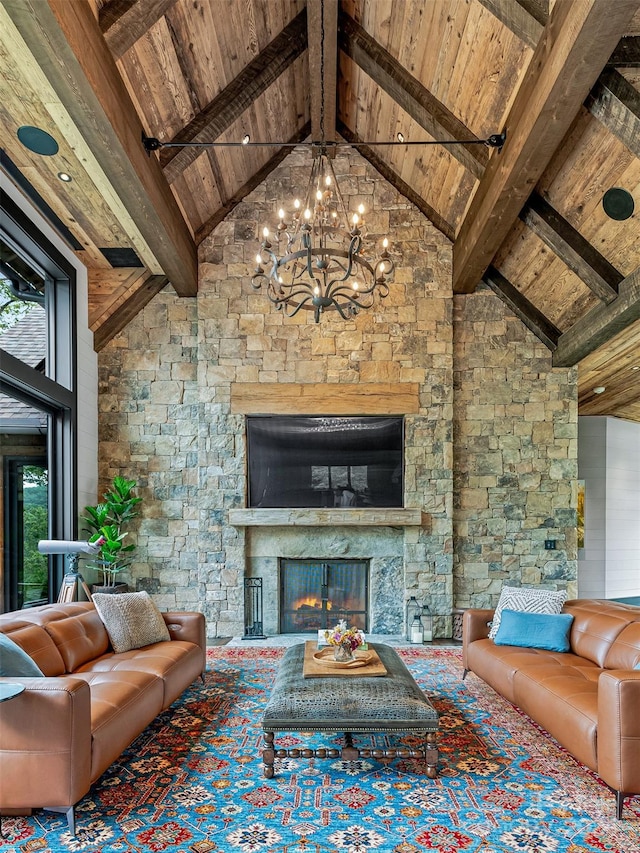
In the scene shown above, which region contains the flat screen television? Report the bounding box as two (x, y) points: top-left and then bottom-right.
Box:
(246, 415), (404, 508)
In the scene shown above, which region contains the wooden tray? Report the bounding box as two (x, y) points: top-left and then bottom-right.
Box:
(312, 646), (375, 669)
(303, 641), (387, 678)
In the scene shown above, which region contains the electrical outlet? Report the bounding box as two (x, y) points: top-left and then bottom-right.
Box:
(544, 539), (556, 550)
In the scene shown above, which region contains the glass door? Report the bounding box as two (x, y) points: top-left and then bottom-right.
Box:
(279, 558), (369, 633)
(2, 453), (49, 610)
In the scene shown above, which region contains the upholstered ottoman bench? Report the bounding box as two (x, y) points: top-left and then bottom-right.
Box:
(261, 642), (439, 778)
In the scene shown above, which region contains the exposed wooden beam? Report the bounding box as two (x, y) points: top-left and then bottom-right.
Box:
(338, 12), (488, 180)
(195, 123), (312, 246)
(578, 319), (640, 418)
(586, 68), (640, 158)
(453, 0), (640, 295)
(520, 194), (622, 303)
(483, 266), (561, 350)
(307, 0), (338, 141)
(553, 266), (640, 366)
(606, 35), (640, 67)
(3, 0), (197, 296)
(100, 0), (176, 60)
(337, 121), (454, 242)
(475, 0), (544, 49)
(91, 272), (169, 352)
(160, 9), (308, 181)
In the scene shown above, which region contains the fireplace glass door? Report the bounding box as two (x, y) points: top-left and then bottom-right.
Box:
(280, 558), (368, 633)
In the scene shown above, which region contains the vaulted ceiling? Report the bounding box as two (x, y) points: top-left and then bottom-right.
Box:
(1, 0), (639, 421)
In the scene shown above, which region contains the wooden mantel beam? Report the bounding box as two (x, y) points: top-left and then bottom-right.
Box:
(3, 0), (197, 296)
(453, 0), (640, 295)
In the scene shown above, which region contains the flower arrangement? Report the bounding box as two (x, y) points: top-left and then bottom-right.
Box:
(324, 620), (365, 651)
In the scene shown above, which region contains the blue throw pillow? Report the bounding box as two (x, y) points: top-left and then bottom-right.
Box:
(0, 632), (44, 677)
(493, 608), (574, 653)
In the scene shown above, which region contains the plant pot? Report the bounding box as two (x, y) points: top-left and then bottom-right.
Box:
(91, 583), (129, 595)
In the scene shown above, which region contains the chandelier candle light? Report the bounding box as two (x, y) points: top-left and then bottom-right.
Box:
(252, 147), (395, 323)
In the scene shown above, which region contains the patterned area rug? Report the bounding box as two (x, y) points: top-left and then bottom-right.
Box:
(2, 646), (639, 853)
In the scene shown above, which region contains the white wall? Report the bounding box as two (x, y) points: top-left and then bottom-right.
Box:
(1, 170), (99, 517)
(578, 416), (640, 598)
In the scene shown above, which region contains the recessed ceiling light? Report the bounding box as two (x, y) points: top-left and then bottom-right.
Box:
(57, 172), (72, 183)
(17, 125), (59, 156)
(397, 132), (405, 143)
(593, 386), (606, 394)
(242, 134), (250, 145)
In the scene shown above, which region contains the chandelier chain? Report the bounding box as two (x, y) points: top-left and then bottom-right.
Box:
(320, 0), (325, 144)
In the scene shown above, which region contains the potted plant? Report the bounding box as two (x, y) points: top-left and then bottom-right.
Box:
(82, 476), (141, 593)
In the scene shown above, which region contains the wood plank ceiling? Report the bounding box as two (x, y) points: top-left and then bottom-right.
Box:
(1, 0), (639, 421)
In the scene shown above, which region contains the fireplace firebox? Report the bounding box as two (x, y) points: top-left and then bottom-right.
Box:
(280, 558), (369, 633)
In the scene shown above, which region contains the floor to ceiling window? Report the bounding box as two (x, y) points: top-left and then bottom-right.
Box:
(0, 193), (77, 612)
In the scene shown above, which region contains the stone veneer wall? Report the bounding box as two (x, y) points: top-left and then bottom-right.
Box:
(452, 287), (578, 606)
(95, 146), (577, 639)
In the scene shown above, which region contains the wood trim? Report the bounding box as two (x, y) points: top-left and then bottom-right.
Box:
(160, 9), (308, 181)
(520, 194), (622, 303)
(553, 265), (640, 366)
(230, 382), (421, 415)
(337, 122), (454, 242)
(4, 0), (197, 296)
(195, 123), (311, 246)
(308, 0), (338, 141)
(586, 68), (640, 158)
(338, 12), (487, 179)
(100, 0), (177, 60)
(483, 267), (561, 350)
(228, 508), (424, 527)
(453, 0), (640, 295)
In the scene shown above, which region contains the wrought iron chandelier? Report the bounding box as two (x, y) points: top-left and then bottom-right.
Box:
(251, 0), (395, 324)
(251, 143), (395, 323)
(141, 0), (506, 325)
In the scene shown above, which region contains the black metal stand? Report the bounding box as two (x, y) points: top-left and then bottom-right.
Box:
(243, 577), (266, 639)
(57, 554), (92, 603)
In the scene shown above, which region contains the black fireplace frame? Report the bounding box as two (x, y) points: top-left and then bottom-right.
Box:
(279, 558), (370, 634)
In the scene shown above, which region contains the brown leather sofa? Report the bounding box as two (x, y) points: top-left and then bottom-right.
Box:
(0, 601), (206, 833)
(463, 598), (640, 818)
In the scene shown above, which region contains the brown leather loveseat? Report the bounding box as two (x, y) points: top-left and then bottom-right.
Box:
(0, 601), (206, 833)
(463, 598), (640, 819)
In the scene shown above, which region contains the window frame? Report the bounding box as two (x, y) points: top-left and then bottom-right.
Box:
(1, 193), (78, 602)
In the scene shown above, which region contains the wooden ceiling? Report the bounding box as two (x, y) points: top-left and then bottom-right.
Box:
(1, 0), (639, 421)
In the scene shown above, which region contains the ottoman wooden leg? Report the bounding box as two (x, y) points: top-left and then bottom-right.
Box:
(263, 731), (275, 778)
(425, 730), (438, 778)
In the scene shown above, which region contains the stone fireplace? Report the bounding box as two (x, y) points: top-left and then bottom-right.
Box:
(245, 524), (406, 636)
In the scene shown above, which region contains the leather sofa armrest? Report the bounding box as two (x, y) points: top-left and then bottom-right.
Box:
(597, 670), (640, 796)
(0, 677), (92, 810)
(162, 611), (207, 672)
(462, 609), (494, 644)
(462, 609), (494, 673)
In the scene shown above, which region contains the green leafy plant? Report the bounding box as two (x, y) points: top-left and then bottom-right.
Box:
(82, 476), (142, 587)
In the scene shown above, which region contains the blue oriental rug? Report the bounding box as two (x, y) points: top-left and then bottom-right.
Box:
(2, 646), (639, 853)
